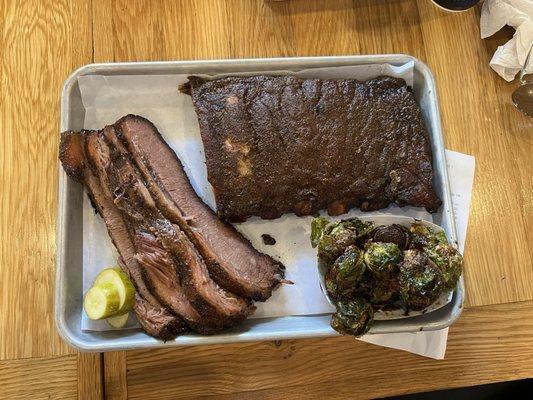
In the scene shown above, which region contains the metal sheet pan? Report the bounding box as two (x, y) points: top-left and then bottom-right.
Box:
(56, 55), (464, 351)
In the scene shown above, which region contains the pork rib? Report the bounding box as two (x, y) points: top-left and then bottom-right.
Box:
(183, 75), (442, 221)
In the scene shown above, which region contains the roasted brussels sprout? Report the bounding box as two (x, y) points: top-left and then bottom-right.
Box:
(317, 234), (346, 266)
(330, 297), (374, 337)
(364, 242), (402, 279)
(317, 218), (375, 265)
(409, 222), (448, 250)
(370, 277), (400, 306)
(340, 218), (375, 240)
(325, 246), (366, 299)
(312, 218), (460, 336)
(370, 224), (411, 250)
(425, 244), (463, 291)
(310, 216), (330, 248)
(399, 249), (445, 310)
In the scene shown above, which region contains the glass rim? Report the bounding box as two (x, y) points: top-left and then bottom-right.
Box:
(430, 0), (480, 13)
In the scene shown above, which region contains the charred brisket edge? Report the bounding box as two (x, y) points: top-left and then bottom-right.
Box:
(59, 130), (185, 340)
(84, 130), (220, 334)
(101, 127), (253, 329)
(113, 114), (285, 301)
(133, 294), (182, 341)
(58, 130), (93, 183)
(89, 130), (223, 333)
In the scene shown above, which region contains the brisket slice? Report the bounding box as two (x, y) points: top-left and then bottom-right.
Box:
(94, 128), (211, 330)
(86, 131), (254, 328)
(113, 115), (285, 301)
(133, 294), (182, 340)
(59, 131), (185, 340)
(132, 229), (220, 333)
(84, 131), (219, 332)
(85, 175), (187, 339)
(184, 75), (442, 222)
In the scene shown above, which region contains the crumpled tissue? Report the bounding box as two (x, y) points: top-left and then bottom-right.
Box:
(481, 0), (533, 81)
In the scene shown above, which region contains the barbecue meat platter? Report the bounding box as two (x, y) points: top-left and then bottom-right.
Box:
(59, 73), (462, 340)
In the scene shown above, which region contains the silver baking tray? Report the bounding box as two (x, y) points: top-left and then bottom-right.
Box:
(56, 55), (464, 351)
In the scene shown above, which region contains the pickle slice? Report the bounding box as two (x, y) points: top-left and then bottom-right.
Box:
(107, 312), (130, 328)
(84, 283), (121, 320)
(94, 268), (135, 314)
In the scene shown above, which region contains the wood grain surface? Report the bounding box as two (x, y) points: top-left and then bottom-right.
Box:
(0, 353), (102, 400)
(0, 0), (92, 360)
(0, 0), (532, 399)
(108, 301), (533, 399)
(103, 351), (128, 400)
(77, 353), (104, 400)
(0, 355), (78, 400)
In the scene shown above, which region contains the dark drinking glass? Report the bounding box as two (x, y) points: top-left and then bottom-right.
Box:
(431, 0), (480, 11)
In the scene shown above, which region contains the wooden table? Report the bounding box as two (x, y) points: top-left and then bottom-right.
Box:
(1, 1), (532, 399)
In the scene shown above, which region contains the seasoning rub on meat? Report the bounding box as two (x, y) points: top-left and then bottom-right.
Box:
(183, 75), (442, 222)
(59, 115), (285, 340)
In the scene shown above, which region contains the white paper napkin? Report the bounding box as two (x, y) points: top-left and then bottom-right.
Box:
(481, 0), (533, 81)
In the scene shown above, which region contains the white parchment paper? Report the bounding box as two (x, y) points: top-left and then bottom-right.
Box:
(77, 63), (475, 359)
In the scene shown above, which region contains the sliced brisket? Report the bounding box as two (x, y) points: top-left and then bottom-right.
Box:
(114, 115), (285, 301)
(59, 131), (186, 340)
(59, 114), (286, 339)
(132, 229), (219, 333)
(133, 294), (183, 340)
(86, 131), (254, 329)
(184, 75), (442, 221)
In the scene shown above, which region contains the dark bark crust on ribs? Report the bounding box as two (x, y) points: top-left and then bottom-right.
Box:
(185, 75), (442, 222)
